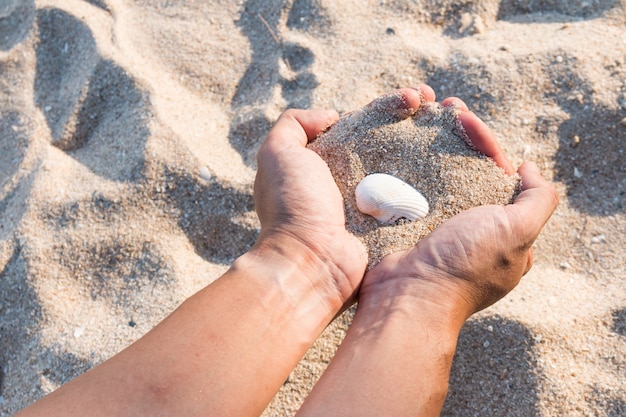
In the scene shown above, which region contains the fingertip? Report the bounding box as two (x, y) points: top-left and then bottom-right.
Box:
(395, 87), (423, 111)
(351, 85), (436, 126)
(442, 97), (469, 111)
(517, 161), (539, 179)
(293, 108), (340, 140)
(516, 161), (546, 191)
(359, 87), (429, 123)
(517, 161), (559, 208)
(509, 162), (559, 238)
(269, 109), (340, 148)
(457, 111), (516, 176)
(411, 84), (436, 103)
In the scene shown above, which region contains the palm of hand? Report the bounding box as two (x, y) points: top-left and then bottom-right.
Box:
(362, 202), (534, 318)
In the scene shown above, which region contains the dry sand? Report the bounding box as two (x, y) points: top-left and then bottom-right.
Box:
(1, 1), (625, 416)
(310, 100), (520, 266)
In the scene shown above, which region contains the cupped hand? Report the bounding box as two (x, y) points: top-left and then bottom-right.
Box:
(253, 86), (435, 307)
(253, 108), (365, 304)
(360, 98), (559, 321)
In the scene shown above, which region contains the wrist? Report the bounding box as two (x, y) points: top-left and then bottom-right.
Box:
(232, 234), (348, 333)
(360, 260), (474, 340)
(361, 279), (464, 346)
(298, 272), (460, 416)
(356, 281), (464, 407)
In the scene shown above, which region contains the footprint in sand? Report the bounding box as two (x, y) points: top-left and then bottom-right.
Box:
(544, 55), (625, 215)
(162, 172), (257, 265)
(0, 245), (46, 406)
(0, 0), (34, 51)
(34, 6), (259, 268)
(612, 308), (626, 338)
(497, 0), (619, 21)
(0, 112), (33, 222)
(582, 308), (626, 415)
(34, 7), (150, 182)
(229, 0), (327, 165)
(380, 0), (621, 38)
(1, 246), (92, 402)
(422, 53), (503, 118)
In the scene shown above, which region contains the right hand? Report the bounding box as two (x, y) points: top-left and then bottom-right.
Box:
(359, 101), (559, 321)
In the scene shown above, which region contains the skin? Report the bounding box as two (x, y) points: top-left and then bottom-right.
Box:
(16, 86), (558, 417)
(296, 95), (559, 417)
(16, 106), (364, 417)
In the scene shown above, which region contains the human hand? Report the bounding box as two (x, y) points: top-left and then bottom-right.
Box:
(252, 87), (435, 309)
(360, 97), (559, 323)
(293, 95), (557, 417)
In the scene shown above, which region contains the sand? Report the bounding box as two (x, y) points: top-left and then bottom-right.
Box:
(310, 100), (520, 266)
(0, 1), (625, 416)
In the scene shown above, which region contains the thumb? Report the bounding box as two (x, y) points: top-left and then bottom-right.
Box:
(266, 109), (339, 148)
(506, 161), (559, 243)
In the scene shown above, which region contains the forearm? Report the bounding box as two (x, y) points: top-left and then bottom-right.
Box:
(296, 279), (466, 417)
(17, 244), (343, 417)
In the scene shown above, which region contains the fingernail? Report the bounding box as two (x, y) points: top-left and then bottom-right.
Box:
(445, 99), (462, 109)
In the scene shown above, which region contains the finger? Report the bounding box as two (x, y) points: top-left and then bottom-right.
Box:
(441, 96), (469, 111)
(414, 84), (436, 103)
(265, 109), (339, 149)
(353, 86), (428, 123)
(506, 162), (559, 241)
(457, 111), (517, 175)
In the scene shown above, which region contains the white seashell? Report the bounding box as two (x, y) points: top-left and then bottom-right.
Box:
(355, 173), (429, 224)
(199, 166), (213, 182)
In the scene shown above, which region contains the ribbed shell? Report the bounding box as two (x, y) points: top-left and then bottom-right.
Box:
(354, 173), (429, 224)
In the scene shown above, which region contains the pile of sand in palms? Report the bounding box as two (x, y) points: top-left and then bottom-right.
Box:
(310, 98), (520, 265)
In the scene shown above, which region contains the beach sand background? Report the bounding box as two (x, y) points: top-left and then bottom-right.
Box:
(0, 0), (624, 415)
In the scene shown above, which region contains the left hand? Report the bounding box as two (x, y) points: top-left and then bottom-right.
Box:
(253, 86), (435, 308)
(359, 98), (558, 321)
